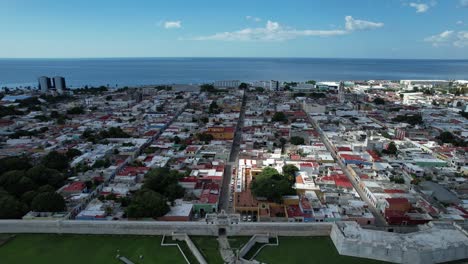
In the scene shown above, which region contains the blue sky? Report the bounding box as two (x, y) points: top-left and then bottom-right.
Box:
(0, 0), (467, 59)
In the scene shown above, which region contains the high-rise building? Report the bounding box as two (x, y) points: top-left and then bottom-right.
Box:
(53, 76), (66, 94)
(38, 76), (52, 93)
(214, 80), (240, 89)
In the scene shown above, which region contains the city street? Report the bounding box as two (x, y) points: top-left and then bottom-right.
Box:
(218, 91), (246, 212)
(305, 112), (388, 227)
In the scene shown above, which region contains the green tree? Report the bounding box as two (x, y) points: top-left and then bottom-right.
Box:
(31, 192), (66, 212)
(282, 164), (299, 185)
(143, 168), (182, 194)
(26, 165), (64, 188)
(37, 185), (55, 193)
(255, 87), (265, 93)
(0, 156), (31, 172)
(250, 167), (294, 203)
(200, 84), (217, 93)
(209, 101), (220, 114)
(66, 148), (82, 160)
(373, 97), (385, 105)
(66, 106), (85, 115)
(239, 83), (248, 89)
(0, 171), (36, 196)
(0, 193), (26, 219)
(42, 151), (69, 171)
(126, 189), (169, 218)
(20, 190), (38, 207)
(164, 183), (185, 202)
(290, 136), (305, 145)
(272, 112), (287, 123)
(197, 133), (214, 143)
(382, 142), (398, 155)
(172, 136), (181, 144)
(436, 131), (466, 147)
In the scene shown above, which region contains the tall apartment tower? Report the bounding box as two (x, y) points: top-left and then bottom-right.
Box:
(53, 76), (66, 94)
(38, 76), (52, 93)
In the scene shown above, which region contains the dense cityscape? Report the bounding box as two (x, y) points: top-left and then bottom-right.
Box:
(2, 0), (468, 263)
(0, 77), (467, 263)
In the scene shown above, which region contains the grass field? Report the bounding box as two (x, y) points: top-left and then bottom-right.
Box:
(255, 237), (388, 264)
(0, 234), (187, 264)
(191, 236), (224, 264)
(227, 236), (251, 250)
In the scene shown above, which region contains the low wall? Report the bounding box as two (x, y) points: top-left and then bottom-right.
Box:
(225, 222), (332, 236)
(238, 234), (270, 259)
(0, 220), (332, 237)
(173, 233), (207, 264)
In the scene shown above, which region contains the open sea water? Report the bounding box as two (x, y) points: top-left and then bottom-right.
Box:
(1, 57), (468, 88)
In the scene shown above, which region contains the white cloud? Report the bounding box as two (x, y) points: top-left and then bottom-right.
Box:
(424, 30), (454, 47)
(460, 0), (468, 7)
(424, 30), (468, 47)
(344, 16), (384, 31)
(192, 16), (383, 41)
(246, 16), (261, 22)
(164, 21), (182, 29)
(454, 31), (468, 47)
(409, 3), (430, 13)
(456, 20), (464, 25)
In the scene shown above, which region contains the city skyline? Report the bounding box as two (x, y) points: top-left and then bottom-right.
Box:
(1, 0), (468, 59)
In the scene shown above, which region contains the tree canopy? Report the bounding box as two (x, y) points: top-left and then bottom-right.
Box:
(282, 164), (299, 185)
(143, 167), (185, 202)
(197, 133), (214, 143)
(392, 114), (423, 126)
(0, 155), (69, 218)
(42, 151), (69, 171)
(382, 141), (398, 155)
(0, 192), (27, 219)
(373, 97), (386, 105)
(290, 136), (305, 145)
(436, 131), (467, 147)
(272, 112), (287, 123)
(66, 106), (85, 115)
(126, 189), (170, 218)
(251, 167), (295, 203)
(31, 192), (66, 212)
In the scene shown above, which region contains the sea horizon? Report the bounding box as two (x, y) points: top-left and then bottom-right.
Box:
(1, 56), (468, 61)
(1, 57), (468, 88)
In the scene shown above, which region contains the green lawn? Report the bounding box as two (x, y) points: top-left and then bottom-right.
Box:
(0, 234), (187, 264)
(255, 237), (388, 264)
(163, 237), (198, 264)
(227, 236), (251, 250)
(191, 236), (224, 264)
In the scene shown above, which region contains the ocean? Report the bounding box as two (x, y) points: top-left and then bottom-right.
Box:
(1, 58), (468, 88)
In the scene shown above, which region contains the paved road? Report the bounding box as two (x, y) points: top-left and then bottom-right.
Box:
(305, 112), (388, 227)
(219, 91), (247, 212)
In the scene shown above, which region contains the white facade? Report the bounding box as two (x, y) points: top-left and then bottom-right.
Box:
(214, 80), (240, 88)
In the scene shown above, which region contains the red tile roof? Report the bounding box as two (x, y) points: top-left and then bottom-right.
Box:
(63, 182), (86, 192)
(340, 154), (365, 161)
(386, 198), (410, 206)
(337, 147), (352, 152)
(118, 166), (149, 176)
(384, 189), (406, 194)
